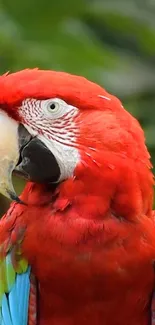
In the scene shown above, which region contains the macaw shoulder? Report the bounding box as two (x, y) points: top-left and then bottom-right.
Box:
(0, 201), (25, 245)
(0, 201), (35, 325)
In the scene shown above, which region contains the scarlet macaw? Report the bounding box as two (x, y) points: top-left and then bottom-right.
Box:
(0, 69), (155, 325)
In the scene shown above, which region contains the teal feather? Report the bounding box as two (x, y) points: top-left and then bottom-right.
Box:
(0, 250), (31, 325)
(1, 294), (12, 325)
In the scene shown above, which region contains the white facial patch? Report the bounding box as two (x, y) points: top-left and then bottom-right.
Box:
(20, 98), (80, 181)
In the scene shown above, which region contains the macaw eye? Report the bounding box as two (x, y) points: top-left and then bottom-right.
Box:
(48, 103), (57, 111)
(42, 99), (65, 119)
(47, 101), (60, 113)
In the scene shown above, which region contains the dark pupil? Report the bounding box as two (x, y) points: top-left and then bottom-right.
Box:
(49, 103), (56, 110)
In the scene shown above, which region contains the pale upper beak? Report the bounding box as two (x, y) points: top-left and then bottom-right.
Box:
(0, 110), (60, 203)
(0, 111), (20, 201)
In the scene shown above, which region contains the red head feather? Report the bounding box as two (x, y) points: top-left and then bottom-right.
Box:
(0, 68), (123, 118)
(0, 68), (153, 220)
(0, 69), (106, 112)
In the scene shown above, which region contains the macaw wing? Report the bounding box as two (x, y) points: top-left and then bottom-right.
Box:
(0, 245), (36, 325)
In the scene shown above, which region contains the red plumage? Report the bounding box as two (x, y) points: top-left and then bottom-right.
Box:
(0, 69), (155, 325)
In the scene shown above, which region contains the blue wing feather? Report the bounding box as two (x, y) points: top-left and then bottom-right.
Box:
(1, 267), (31, 325)
(9, 281), (20, 325)
(17, 268), (30, 325)
(1, 294), (12, 325)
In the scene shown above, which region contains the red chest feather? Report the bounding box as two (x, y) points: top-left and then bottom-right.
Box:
(2, 182), (155, 325)
(18, 196), (155, 324)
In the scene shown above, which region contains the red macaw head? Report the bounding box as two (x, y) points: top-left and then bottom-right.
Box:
(0, 69), (153, 219)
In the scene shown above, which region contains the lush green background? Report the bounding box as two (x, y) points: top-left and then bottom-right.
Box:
(0, 0), (155, 214)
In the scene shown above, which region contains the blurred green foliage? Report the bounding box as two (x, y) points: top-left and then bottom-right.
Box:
(0, 0), (155, 215)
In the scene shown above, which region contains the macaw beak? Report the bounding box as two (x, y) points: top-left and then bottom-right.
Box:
(0, 111), (32, 203)
(0, 111), (21, 201)
(0, 110), (60, 203)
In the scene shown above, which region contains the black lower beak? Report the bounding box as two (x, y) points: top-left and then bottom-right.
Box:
(14, 124), (60, 184)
